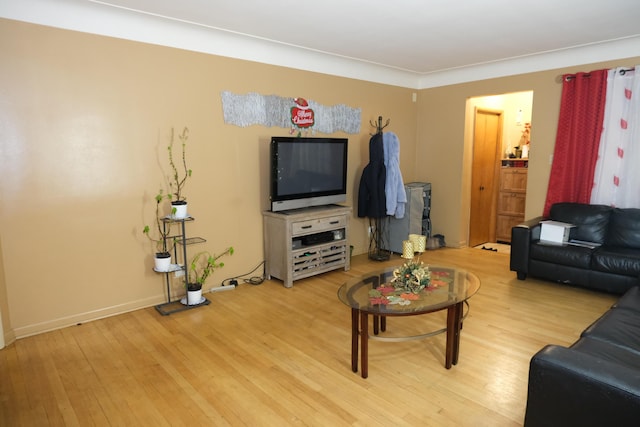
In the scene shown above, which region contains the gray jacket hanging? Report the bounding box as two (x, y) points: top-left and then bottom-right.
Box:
(383, 132), (407, 218)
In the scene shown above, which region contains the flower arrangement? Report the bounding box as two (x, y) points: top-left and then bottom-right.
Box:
(391, 258), (433, 294)
(368, 259), (439, 306)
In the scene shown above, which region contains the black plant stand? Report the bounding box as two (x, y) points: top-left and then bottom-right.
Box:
(154, 216), (210, 315)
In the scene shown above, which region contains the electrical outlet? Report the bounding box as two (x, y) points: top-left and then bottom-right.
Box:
(175, 270), (185, 278)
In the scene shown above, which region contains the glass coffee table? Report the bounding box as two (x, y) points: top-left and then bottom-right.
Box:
(337, 265), (480, 378)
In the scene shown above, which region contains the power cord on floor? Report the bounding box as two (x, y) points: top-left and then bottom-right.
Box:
(220, 260), (266, 288)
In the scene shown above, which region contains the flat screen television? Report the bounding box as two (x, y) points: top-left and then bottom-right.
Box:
(270, 136), (348, 212)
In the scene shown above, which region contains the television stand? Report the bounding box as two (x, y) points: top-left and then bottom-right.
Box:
(263, 205), (351, 288)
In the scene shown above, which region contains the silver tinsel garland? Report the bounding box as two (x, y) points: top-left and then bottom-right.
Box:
(221, 91), (361, 134)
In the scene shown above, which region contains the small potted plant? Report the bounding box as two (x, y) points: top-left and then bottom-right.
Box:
(167, 126), (192, 219)
(143, 190), (175, 272)
(186, 247), (234, 305)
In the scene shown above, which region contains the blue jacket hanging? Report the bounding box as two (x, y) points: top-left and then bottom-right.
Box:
(383, 132), (407, 218)
(358, 133), (387, 218)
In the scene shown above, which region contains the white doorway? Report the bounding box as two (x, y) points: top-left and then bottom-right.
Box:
(465, 91), (534, 247)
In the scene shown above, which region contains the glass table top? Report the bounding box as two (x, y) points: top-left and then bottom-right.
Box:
(337, 264), (480, 315)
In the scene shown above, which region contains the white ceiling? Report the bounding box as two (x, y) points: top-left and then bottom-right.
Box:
(3, 0), (640, 88)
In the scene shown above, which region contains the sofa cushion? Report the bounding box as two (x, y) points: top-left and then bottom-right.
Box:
(525, 344), (640, 427)
(591, 247), (640, 277)
(549, 203), (612, 244)
(606, 208), (640, 249)
(613, 286), (640, 311)
(581, 308), (640, 354)
(530, 241), (593, 269)
(571, 337), (640, 371)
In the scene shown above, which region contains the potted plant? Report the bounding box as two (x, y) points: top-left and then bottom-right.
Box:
(143, 190), (175, 272)
(186, 247), (234, 305)
(167, 126), (192, 219)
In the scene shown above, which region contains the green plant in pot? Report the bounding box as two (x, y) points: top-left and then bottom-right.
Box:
(167, 126), (192, 219)
(186, 247), (234, 305)
(143, 190), (175, 272)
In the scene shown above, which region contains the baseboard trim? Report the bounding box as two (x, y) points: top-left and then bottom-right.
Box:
(13, 294), (168, 339)
(2, 329), (16, 348)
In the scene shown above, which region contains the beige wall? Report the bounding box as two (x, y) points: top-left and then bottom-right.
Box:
(0, 19), (418, 338)
(1, 17), (638, 340)
(416, 57), (639, 247)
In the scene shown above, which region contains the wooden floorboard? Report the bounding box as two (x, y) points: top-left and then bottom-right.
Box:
(0, 247), (618, 426)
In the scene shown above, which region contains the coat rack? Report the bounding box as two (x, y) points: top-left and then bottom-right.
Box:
(370, 116), (390, 135)
(367, 116), (391, 261)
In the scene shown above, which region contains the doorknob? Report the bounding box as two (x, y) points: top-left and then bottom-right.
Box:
(479, 186), (485, 191)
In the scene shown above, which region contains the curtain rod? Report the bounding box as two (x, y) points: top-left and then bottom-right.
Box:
(619, 67), (635, 76)
(563, 67), (635, 82)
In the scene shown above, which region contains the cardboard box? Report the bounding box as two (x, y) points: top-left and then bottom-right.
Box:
(540, 220), (575, 244)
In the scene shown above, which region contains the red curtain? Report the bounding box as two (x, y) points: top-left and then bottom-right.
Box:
(543, 70), (608, 216)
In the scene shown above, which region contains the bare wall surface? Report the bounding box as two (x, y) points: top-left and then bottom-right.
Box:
(0, 19), (418, 337)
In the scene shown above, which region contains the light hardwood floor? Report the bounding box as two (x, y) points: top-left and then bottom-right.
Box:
(1, 248), (618, 426)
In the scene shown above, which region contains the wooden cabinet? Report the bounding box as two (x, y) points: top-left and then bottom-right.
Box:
(263, 205), (351, 288)
(496, 168), (527, 242)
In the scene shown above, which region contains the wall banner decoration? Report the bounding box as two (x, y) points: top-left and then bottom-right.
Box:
(220, 91), (361, 134)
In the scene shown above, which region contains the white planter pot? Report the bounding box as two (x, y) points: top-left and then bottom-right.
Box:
(154, 252), (172, 272)
(187, 288), (203, 305)
(171, 201), (188, 219)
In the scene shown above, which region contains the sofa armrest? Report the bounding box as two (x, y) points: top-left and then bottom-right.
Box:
(510, 216), (543, 279)
(524, 345), (640, 427)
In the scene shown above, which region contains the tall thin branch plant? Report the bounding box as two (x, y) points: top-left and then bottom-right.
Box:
(143, 189), (175, 254)
(168, 127), (192, 203)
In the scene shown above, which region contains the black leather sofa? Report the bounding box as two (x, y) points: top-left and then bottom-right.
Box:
(510, 202), (640, 294)
(524, 285), (640, 426)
